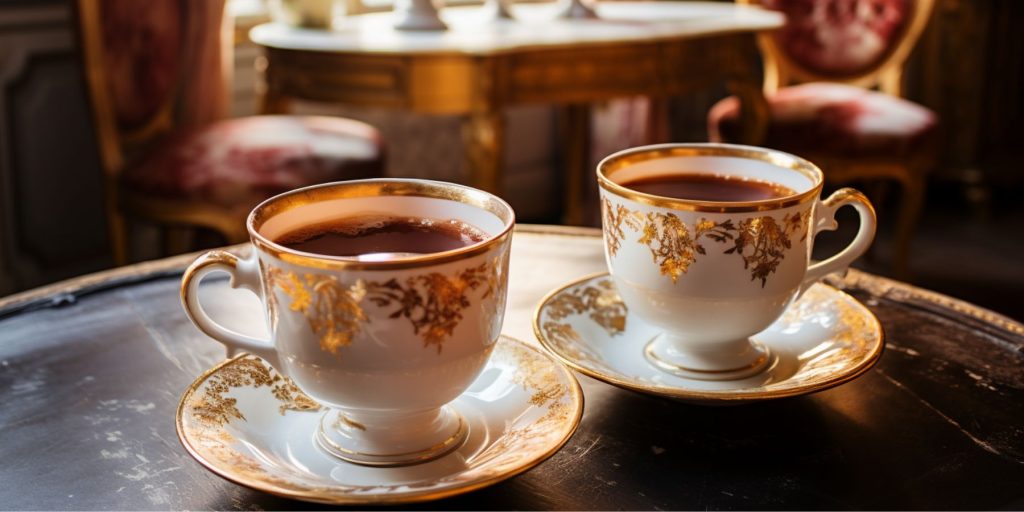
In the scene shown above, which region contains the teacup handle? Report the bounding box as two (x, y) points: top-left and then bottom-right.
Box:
(800, 188), (877, 296)
(180, 250), (280, 367)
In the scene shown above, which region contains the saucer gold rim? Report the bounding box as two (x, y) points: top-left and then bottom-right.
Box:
(175, 335), (584, 505)
(533, 272), (885, 403)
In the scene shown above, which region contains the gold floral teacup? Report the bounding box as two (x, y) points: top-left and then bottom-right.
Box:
(598, 143), (876, 381)
(181, 179), (514, 466)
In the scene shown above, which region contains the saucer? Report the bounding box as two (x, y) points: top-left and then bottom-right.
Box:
(533, 273), (883, 404)
(175, 335), (583, 505)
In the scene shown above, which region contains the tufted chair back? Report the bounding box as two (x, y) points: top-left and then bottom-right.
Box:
(742, 0), (934, 96)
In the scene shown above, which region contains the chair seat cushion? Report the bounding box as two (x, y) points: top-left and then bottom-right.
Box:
(122, 115), (384, 207)
(708, 83), (937, 158)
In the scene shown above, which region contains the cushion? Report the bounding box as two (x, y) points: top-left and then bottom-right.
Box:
(708, 82), (937, 158)
(122, 115), (384, 207)
(764, 0), (911, 77)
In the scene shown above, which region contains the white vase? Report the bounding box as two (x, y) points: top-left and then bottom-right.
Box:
(480, 0), (513, 20)
(393, 0), (448, 30)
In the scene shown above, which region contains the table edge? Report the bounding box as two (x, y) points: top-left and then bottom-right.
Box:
(1, 224), (1021, 339)
(249, 2), (785, 57)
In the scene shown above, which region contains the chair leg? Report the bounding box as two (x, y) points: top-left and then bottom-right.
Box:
(105, 192), (130, 267)
(893, 173), (926, 280)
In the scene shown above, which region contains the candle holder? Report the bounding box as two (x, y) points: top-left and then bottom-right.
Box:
(554, 0), (598, 19)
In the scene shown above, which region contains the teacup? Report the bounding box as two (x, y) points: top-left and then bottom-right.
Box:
(598, 143), (876, 381)
(181, 179), (514, 466)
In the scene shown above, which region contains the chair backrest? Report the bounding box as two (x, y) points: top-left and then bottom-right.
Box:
(741, 0), (935, 97)
(76, 0), (231, 177)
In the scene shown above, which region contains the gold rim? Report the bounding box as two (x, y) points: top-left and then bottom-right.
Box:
(247, 179), (516, 271)
(175, 335), (584, 505)
(596, 143), (824, 213)
(532, 272), (885, 403)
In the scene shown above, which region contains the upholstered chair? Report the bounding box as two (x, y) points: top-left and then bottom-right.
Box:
(76, 0), (385, 264)
(708, 0), (937, 277)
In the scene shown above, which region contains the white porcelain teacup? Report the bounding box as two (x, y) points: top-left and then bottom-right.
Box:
(598, 143), (876, 381)
(181, 179), (514, 466)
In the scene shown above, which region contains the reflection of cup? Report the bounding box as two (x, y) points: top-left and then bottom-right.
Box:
(269, 0), (339, 29)
(181, 179), (514, 466)
(598, 143), (876, 381)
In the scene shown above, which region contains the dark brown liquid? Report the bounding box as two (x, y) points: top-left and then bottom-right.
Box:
(621, 173), (795, 202)
(275, 216), (487, 259)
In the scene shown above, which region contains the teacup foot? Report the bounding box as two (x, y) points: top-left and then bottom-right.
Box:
(316, 405), (468, 467)
(644, 334), (774, 381)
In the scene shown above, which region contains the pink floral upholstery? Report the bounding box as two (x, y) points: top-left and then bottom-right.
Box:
(708, 83), (936, 157)
(764, 0), (910, 77)
(122, 116), (384, 207)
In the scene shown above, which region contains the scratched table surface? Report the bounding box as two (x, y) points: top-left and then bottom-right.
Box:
(2, 225), (1022, 510)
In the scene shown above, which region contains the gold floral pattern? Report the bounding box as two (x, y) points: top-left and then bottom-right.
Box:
(507, 342), (571, 424)
(464, 341), (578, 471)
(533, 274), (884, 404)
(602, 200), (634, 257)
(184, 356), (435, 495)
(540, 321), (605, 370)
(266, 258), (501, 356)
(545, 278), (626, 335)
(192, 355), (321, 428)
(266, 267), (368, 356)
(601, 197), (810, 286)
(539, 278), (624, 373)
(365, 260), (498, 353)
(716, 214), (808, 286)
(177, 337), (582, 503)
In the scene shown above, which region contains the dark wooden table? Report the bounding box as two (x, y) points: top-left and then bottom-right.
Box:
(2, 226), (1022, 510)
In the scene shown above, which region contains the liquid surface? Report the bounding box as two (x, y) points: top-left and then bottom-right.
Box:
(275, 216), (487, 259)
(621, 173), (796, 202)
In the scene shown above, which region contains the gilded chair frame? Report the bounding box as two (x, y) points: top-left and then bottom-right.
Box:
(740, 0), (936, 96)
(75, 0), (240, 265)
(735, 0), (937, 277)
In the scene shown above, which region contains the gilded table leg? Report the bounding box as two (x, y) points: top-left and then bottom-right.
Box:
(725, 34), (770, 146)
(560, 103), (592, 226)
(647, 97), (671, 144)
(260, 88), (292, 115)
(461, 110), (504, 195)
(726, 79), (769, 145)
(105, 180), (129, 266)
(258, 55), (292, 115)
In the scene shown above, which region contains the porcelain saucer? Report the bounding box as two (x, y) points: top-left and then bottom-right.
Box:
(175, 335), (583, 505)
(533, 273), (883, 404)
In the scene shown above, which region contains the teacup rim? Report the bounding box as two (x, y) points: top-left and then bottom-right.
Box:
(597, 143), (824, 213)
(247, 178), (515, 271)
